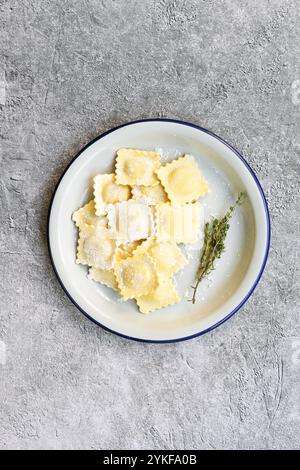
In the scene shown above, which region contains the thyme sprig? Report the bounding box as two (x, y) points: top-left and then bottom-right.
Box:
(191, 191), (246, 304)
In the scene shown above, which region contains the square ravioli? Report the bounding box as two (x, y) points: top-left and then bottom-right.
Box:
(156, 154), (208, 204)
(93, 173), (131, 216)
(76, 223), (117, 270)
(131, 182), (168, 205)
(114, 252), (158, 300)
(136, 277), (180, 314)
(115, 148), (161, 186)
(135, 238), (187, 277)
(88, 267), (118, 291)
(155, 202), (201, 244)
(107, 200), (154, 243)
(72, 200), (107, 229)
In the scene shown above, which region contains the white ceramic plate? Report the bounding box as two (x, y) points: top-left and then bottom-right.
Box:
(48, 119), (270, 342)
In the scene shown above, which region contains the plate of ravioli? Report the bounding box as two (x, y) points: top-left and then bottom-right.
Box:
(48, 119), (270, 342)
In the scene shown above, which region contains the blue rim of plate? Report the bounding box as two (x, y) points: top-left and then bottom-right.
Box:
(47, 118), (271, 343)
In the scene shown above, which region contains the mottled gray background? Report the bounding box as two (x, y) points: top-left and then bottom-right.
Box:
(0, 0), (299, 450)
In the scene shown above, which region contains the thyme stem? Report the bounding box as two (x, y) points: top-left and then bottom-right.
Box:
(191, 191), (246, 304)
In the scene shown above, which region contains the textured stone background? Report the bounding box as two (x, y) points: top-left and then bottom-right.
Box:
(0, 0), (299, 450)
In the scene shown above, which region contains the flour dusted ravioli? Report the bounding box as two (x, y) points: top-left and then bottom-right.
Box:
(114, 252), (158, 300)
(73, 147), (210, 314)
(93, 173), (131, 216)
(76, 223), (117, 270)
(115, 148), (161, 186)
(156, 202), (201, 244)
(107, 200), (154, 243)
(131, 183), (168, 205)
(72, 200), (107, 229)
(147, 240), (187, 277)
(136, 278), (180, 314)
(156, 155), (208, 204)
(88, 267), (118, 291)
(133, 237), (187, 277)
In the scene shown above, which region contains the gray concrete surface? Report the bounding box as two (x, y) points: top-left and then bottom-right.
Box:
(0, 0), (299, 450)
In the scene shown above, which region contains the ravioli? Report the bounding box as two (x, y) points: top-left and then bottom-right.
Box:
(73, 147), (210, 315)
(107, 200), (154, 243)
(114, 252), (159, 300)
(155, 202), (201, 244)
(88, 267), (118, 291)
(93, 173), (131, 216)
(115, 148), (161, 186)
(136, 277), (180, 314)
(156, 155), (208, 204)
(147, 240), (187, 277)
(133, 237), (187, 277)
(76, 223), (117, 270)
(72, 200), (106, 229)
(131, 183), (168, 205)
